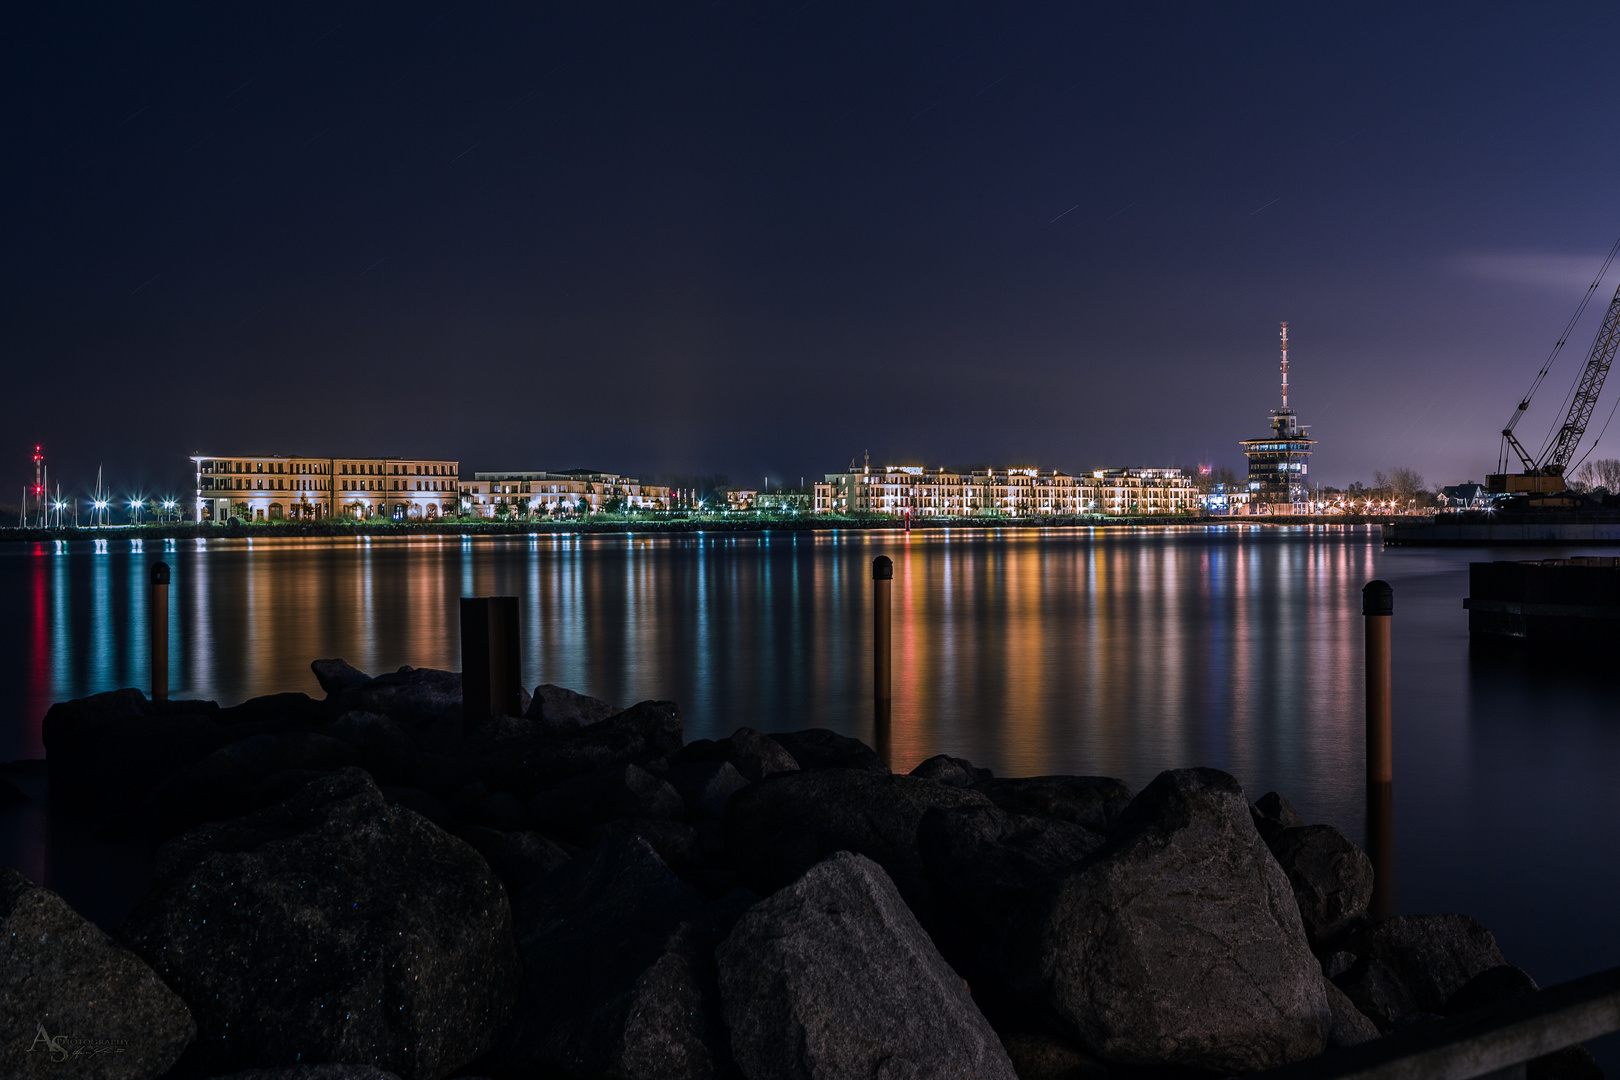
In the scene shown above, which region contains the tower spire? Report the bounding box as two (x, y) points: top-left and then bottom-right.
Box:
(1280, 321), (1289, 410)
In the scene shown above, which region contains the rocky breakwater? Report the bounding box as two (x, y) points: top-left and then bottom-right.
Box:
(15, 660), (1598, 1079)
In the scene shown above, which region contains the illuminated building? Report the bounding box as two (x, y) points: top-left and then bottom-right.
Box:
(460, 470), (671, 516)
(192, 455), (459, 522)
(811, 464), (1196, 517)
(1239, 322), (1315, 514)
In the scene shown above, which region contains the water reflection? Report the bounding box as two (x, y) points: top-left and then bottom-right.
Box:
(3, 527), (1383, 829)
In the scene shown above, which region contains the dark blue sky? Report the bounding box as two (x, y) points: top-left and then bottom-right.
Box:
(6, 2), (1620, 497)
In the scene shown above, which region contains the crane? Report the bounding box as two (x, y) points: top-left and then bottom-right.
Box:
(1488, 247), (1620, 496)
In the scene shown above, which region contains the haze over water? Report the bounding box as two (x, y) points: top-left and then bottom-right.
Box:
(2, 527), (1617, 1066)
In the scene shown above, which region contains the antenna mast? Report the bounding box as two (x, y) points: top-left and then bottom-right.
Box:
(1280, 322), (1289, 409)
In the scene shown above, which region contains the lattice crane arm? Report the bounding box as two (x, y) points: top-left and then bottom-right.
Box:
(1540, 283), (1620, 475)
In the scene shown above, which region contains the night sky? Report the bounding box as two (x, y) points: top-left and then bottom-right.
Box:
(6, 2), (1620, 499)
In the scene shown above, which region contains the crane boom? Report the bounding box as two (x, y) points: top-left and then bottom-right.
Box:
(1541, 283), (1620, 475)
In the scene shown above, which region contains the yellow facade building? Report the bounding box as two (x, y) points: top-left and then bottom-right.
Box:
(192, 455), (460, 521)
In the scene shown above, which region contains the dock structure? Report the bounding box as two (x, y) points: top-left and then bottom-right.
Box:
(1385, 514), (1620, 546)
(1465, 557), (1620, 643)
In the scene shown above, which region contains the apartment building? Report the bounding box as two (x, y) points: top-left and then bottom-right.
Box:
(812, 464), (1197, 518)
(192, 455), (459, 522)
(1091, 468), (1199, 516)
(460, 470), (672, 516)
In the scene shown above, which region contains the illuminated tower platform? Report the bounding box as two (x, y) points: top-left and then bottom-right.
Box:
(1240, 322), (1315, 513)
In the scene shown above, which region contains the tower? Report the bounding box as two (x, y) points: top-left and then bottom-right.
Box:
(31, 446), (43, 527)
(1239, 323), (1316, 513)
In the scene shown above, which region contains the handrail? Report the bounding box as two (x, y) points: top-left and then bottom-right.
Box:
(1244, 965), (1620, 1080)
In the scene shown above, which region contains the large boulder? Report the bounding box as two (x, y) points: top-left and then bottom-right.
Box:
(136, 733), (359, 831)
(1322, 978), (1381, 1048)
(909, 754), (992, 788)
(723, 769), (992, 898)
(530, 763), (684, 841)
(917, 804), (1104, 1021)
(491, 836), (743, 1078)
(972, 776), (1134, 833)
(1251, 791), (1305, 843)
(725, 728), (802, 781)
(769, 728), (890, 773)
(310, 658), (373, 698)
(456, 699), (685, 802)
(664, 761), (751, 820)
(526, 684), (618, 728)
(44, 689), (226, 807)
(1331, 955), (1420, 1032)
(120, 769), (519, 1080)
(340, 666), (462, 723)
(0, 868), (194, 1080)
(450, 826), (571, 893)
(1263, 824), (1375, 947)
(1348, 914), (1509, 1013)
(596, 700), (684, 759)
(1035, 768), (1330, 1072)
(44, 689), (339, 809)
(717, 851), (1017, 1080)
(671, 728), (800, 783)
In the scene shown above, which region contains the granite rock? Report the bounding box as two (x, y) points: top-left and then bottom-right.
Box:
(972, 776), (1134, 833)
(492, 836), (740, 1079)
(1036, 768), (1330, 1072)
(1264, 824), (1375, 946)
(910, 754), (993, 787)
(918, 803), (1104, 1020)
(664, 760), (751, 820)
(309, 658), (373, 698)
(526, 684), (619, 729)
(717, 851), (1018, 1080)
(1332, 955), (1420, 1031)
(340, 666), (462, 723)
(0, 868), (194, 1080)
(1349, 914), (1509, 1013)
(768, 728), (890, 773)
(121, 769), (518, 1080)
(724, 768), (992, 899)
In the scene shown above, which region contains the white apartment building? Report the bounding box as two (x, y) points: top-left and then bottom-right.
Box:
(192, 455), (459, 522)
(459, 470), (672, 516)
(812, 464), (1197, 518)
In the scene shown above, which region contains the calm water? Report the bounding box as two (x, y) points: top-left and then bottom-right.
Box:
(2, 527), (1617, 1061)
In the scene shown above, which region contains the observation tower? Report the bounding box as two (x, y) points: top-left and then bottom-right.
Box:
(1240, 322), (1315, 513)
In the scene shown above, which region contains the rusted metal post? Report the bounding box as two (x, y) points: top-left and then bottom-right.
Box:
(1363, 579), (1394, 920)
(150, 562), (170, 700)
(873, 555), (893, 760)
(460, 596), (522, 725)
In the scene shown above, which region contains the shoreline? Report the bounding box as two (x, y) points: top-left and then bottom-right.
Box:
(0, 514), (1399, 544)
(10, 668), (1576, 1079)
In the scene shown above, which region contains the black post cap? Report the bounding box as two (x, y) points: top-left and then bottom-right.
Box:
(1362, 579), (1392, 616)
(872, 555), (893, 580)
(152, 562), (171, 585)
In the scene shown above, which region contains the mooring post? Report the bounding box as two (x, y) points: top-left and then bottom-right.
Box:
(150, 562), (170, 700)
(1363, 578), (1395, 920)
(460, 596), (522, 726)
(873, 555), (893, 762)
